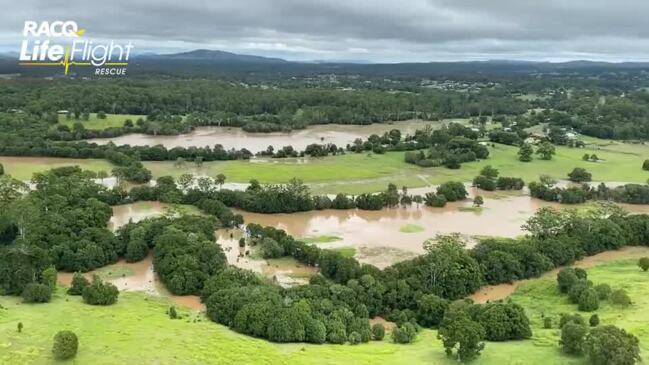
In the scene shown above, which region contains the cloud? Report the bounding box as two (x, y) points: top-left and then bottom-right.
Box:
(1, 0), (648, 62)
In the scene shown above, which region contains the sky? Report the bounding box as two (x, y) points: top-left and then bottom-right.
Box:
(2, 0), (649, 63)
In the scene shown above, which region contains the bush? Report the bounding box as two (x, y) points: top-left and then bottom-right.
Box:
(169, 306), (178, 319)
(473, 175), (496, 191)
(559, 313), (585, 328)
(259, 237), (284, 259)
(543, 317), (552, 329)
(52, 330), (78, 360)
(610, 289), (631, 307)
(585, 325), (640, 365)
(67, 273), (90, 296)
(638, 257), (649, 272)
(82, 276), (119, 305)
(568, 279), (590, 304)
(41, 266), (57, 291)
(424, 193), (447, 207)
(371, 323), (385, 341)
(578, 288), (599, 312)
(392, 322), (417, 344)
(594, 284), (611, 300)
(568, 167), (592, 183)
(21, 283), (52, 303)
(436, 182), (468, 202)
(305, 319), (326, 344)
(589, 314), (599, 327)
(560, 322), (588, 355)
(643, 159), (649, 171)
(348, 331), (362, 345)
(557, 268), (579, 293)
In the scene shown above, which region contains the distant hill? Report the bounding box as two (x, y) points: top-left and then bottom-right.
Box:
(155, 49), (289, 64)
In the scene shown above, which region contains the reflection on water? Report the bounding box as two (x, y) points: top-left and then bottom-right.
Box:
(86, 120), (441, 153)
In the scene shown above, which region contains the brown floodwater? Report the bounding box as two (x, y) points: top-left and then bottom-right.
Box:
(468, 246), (649, 304)
(85, 120), (451, 153)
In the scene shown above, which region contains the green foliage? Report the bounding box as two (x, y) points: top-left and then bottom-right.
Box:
(584, 325), (640, 365)
(518, 143), (534, 162)
(473, 196), (484, 207)
(41, 266), (57, 291)
(423, 192), (447, 207)
(594, 283), (611, 300)
(610, 289), (632, 307)
(536, 142), (556, 160)
(475, 302), (532, 341)
(568, 167), (592, 182)
(392, 322), (417, 344)
(348, 331), (362, 345)
(436, 181), (468, 202)
(305, 319), (326, 344)
(643, 159), (649, 171)
(259, 237), (284, 259)
(21, 283), (52, 303)
(438, 302), (485, 362)
(125, 226), (149, 262)
(543, 316), (552, 329)
(371, 323), (385, 341)
(637, 257), (649, 272)
(52, 330), (78, 360)
(560, 322), (588, 355)
(589, 314), (600, 327)
(559, 313), (585, 328)
(67, 273), (90, 296)
(578, 288), (600, 312)
(415, 294), (448, 327)
(168, 306), (178, 319)
(557, 268), (579, 293)
(568, 279), (591, 304)
(82, 275), (119, 305)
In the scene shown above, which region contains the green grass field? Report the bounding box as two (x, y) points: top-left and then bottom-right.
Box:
(2, 137), (647, 194)
(0, 157), (113, 181)
(5, 255), (649, 364)
(59, 113), (144, 130)
(145, 138), (649, 194)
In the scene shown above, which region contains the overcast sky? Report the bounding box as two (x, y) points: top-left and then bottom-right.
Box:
(2, 0), (649, 62)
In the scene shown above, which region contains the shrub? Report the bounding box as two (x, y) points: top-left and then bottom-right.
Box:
(41, 266), (57, 291)
(589, 314), (599, 327)
(67, 273), (90, 296)
(348, 331), (362, 345)
(392, 322), (417, 344)
(557, 268), (579, 293)
(568, 167), (592, 183)
(585, 325), (640, 365)
(371, 323), (385, 341)
(568, 279), (590, 304)
(21, 283), (52, 303)
(436, 182), (468, 202)
(638, 257), (649, 272)
(82, 276), (119, 305)
(578, 289), (599, 312)
(610, 289), (631, 307)
(424, 193), (447, 208)
(52, 330), (78, 360)
(643, 159), (649, 171)
(560, 322), (588, 355)
(169, 306), (178, 319)
(543, 317), (552, 329)
(559, 313), (585, 328)
(594, 284), (611, 300)
(305, 319), (326, 344)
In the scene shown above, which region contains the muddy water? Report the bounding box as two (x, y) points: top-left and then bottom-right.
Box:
(110, 201), (171, 229)
(85, 120), (448, 153)
(57, 254), (205, 311)
(469, 246), (649, 304)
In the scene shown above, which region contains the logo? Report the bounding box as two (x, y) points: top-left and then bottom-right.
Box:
(19, 21), (134, 76)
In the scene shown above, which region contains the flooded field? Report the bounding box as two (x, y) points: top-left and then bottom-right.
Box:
(58, 193), (649, 311)
(86, 120), (452, 152)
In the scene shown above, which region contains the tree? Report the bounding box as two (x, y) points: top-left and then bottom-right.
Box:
(594, 284), (611, 300)
(560, 322), (588, 355)
(41, 266), (57, 292)
(568, 167), (592, 183)
(578, 288), (600, 312)
(52, 330), (78, 360)
(97, 110), (107, 119)
(67, 273), (90, 295)
(543, 317), (552, 329)
(392, 322), (417, 344)
(438, 301), (485, 362)
(536, 142), (556, 160)
(21, 283), (52, 303)
(557, 268), (579, 293)
(169, 306), (178, 319)
(479, 165), (499, 179)
(82, 275), (119, 305)
(305, 319), (326, 344)
(348, 331), (362, 345)
(643, 159), (649, 171)
(436, 181), (468, 201)
(638, 257), (649, 272)
(473, 196), (484, 207)
(416, 294), (448, 327)
(584, 325), (640, 365)
(589, 314), (600, 327)
(371, 323), (385, 341)
(0, 163), (4, 176)
(610, 289), (631, 307)
(518, 143), (534, 162)
(215, 174), (226, 189)
(17, 322), (23, 333)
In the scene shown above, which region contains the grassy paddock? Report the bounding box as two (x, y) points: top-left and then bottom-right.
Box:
(59, 113), (145, 130)
(4, 256), (649, 364)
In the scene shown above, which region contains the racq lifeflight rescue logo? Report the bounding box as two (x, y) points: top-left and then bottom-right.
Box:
(19, 20), (134, 76)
